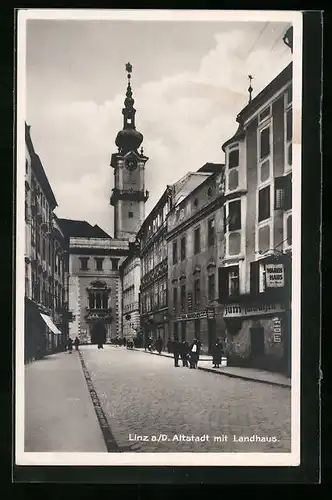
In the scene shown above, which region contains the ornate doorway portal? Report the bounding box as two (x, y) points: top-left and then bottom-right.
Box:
(90, 321), (107, 345)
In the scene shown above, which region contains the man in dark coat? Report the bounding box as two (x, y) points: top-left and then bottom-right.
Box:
(155, 336), (163, 354)
(74, 337), (80, 351)
(173, 339), (181, 367)
(181, 340), (189, 367)
(189, 338), (200, 369)
(212, 338), (223, 368)
(67, 338), (73, 354)
(167, 338), (173, 353)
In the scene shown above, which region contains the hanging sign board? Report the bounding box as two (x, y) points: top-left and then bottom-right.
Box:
(265, 264), (285, 288)
(272, 317), (282, 342)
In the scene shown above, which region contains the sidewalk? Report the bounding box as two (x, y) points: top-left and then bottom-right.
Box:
(133, 348), (291, 388)
(24, 351), (107, 452)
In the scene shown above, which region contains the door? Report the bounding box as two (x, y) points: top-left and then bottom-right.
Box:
(250, 327), (265, 359)
(181, 321), (186, 341)
(208, 319), (216, 354)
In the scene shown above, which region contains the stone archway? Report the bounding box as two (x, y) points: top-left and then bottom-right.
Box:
(90, 321), (107, 345)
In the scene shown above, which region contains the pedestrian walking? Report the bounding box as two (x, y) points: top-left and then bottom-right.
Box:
(123, 337), (127, 347)
(212, 338), (223, 368)
(189, 338), (200, 369)
(167, 338), (173, 354)
(173, 338), (181, 367)
(155, 336), (163, 354)
(68, 338), (73, 354)
(74, 336), (80, 351)
(181, 340), (189, 367)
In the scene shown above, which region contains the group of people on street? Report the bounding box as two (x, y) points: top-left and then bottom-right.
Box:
(171, 338), (201, 369)
(66, 337), (80, 353)
(144, 336), (164, 354)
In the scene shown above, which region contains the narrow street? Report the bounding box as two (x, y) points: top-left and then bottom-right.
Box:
(80, 345), (291, 453)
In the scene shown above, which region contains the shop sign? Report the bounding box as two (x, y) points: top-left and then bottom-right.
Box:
(272, 317), (282, 342)
(187, 292), (193, 311)
(176, 310), (207, 322)
(207, 308), (215, 320)
(224, 303), (284, 318)
(265, 264), (285, 288)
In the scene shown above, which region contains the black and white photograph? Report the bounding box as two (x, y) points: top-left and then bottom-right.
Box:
(15, 9), (302, 467)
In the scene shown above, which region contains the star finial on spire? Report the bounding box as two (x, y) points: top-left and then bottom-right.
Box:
(126, 62), (132, 80)
(248, 75), (254, 103)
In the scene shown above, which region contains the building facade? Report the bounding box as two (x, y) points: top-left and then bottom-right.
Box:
(24, 123), (68, 363)
(218, 62), (292, 375)
(57, 219), (130, 344)
(138, 172), (213, 347)
(167, 164), (225, 354)
(120, 241), (141, 340)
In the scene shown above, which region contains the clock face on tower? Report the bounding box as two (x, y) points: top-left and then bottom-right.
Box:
(125, 158), (137, 171)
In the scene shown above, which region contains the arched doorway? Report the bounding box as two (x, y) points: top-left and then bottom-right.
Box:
(90, 321), (107, 345)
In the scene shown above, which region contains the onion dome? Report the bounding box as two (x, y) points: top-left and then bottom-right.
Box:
(115, 62), (143, 154)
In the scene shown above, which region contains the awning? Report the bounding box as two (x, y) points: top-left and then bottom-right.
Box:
(40, 313), (62, 334)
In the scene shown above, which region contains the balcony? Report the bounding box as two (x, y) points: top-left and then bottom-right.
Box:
(110, 188), (149, 205)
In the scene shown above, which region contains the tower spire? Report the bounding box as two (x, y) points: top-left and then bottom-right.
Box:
(115, 62), (143, 154)
(248, 75), (253, 103)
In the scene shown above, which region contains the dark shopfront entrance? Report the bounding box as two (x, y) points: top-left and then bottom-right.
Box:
(249, 326), (267, 369)
(90, 322), (107, 345)
(208, 318), (216, 354)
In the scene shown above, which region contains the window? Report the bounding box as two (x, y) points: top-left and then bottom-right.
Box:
(111, 258), (119, 270)
(173, 287), (178, 311)
(25, 159), (28, 174)
(208, 219), (215, 247)
(194, 198), (198, 208)
(218, 266), (239, 300)
(95, 258), (103, 271)
(275, 175), (292, 210)
(180, 284), (186, 310)
(79, 257), (89, 270)
(207, 187), (213, 197)
(88, 290), (109, 310)
(172, 241), (178, 265)
(258, 106), (271, 123)
(194, 279), (201, 305)
(173, 322), (179, 341)
(208, 274), (215, 301)
(163, 281), (167, 306)
(286, 85), (292, 105)
(129, 212), (134, 218)
(258, 186), (271, 222)
(227, 200), (241, 231)
(180, 236), (186, 261)
(229, 149), (239, 169)
(41, 238), (45, 261)
(286, 107), (292, 166)
(229, 268), (239, 296)
(194, 227), (201, 254)
(259, 126), (270, 160)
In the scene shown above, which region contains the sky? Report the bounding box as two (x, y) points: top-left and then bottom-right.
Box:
(26, 17), (292, 237)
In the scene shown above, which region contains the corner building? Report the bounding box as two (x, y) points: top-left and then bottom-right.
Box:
(218, 63), (292, 375)
(167, 164), (225, 354)
(24, 124), (68, 362)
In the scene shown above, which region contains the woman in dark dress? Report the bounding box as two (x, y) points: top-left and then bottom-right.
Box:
(212, 338), (223, 368)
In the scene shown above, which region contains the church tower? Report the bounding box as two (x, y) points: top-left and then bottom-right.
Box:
(110, 63), (149, 240)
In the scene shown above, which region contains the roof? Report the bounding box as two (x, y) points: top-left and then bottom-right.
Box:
(197, 163), (224, 174)
(25, 123), (58, 210)
(57, 218), (111, 239)
(221, 63), (292, 152)
(236, 62), (292, 123)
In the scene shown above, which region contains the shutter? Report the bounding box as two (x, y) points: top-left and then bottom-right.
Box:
(250, 261), (259, 295)
(218, 267), (228, 302)
(284, 174), (292, 210)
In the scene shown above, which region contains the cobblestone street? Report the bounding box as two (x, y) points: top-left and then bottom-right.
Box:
(81, 345), (291, 453)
